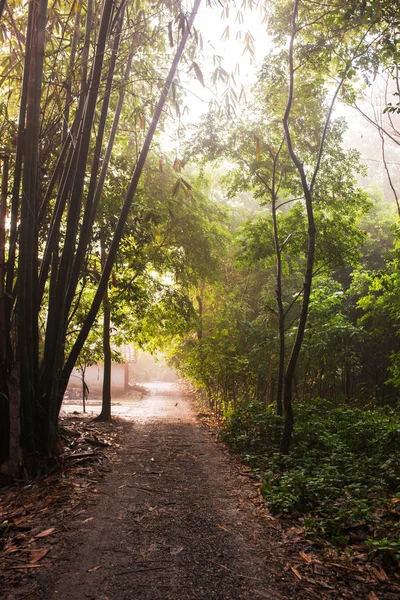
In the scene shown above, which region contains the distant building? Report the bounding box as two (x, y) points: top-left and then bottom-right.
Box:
(68, 345), (176, 397)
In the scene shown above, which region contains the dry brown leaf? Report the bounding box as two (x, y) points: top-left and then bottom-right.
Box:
(170, 546), (184, 555)
(299, 551), (312, 563)
(371, 565), (389, 583)
(81, 517), (93, 524)
(30, 548), (49, 563)
(88, 565), (101, 572)
(35, 527), (55, 538)
(290, 566), (302, 580)
(368, 592), (379, 600)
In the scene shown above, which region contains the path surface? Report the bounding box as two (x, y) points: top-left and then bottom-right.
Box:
(27, 383), (390, 600)
(35, 383), (298, 599)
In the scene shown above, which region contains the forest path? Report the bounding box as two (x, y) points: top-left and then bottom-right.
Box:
(35, 383), (297, 600)
(27, 383), (382, 600)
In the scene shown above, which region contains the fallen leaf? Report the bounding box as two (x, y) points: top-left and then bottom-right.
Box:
(170, 546), (184, 555)
(82, 517), (93, 524)
(299, 551), (312, 563)
(368, 592), (379, 600)
(88, 565), (101, 572)
(290, 566), (302, 580)
(30, 548), (50, 563)
(35, 527), (55, 538)
(371, 565), (389, 583)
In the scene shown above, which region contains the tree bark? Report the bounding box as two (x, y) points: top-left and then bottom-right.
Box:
(17, 0), (48, 462)
(0, 155), (9, 464)
(95, 234), (112, 421)
(6, 0), (35, 309)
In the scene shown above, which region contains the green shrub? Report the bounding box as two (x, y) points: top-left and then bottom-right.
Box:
(222, 399), (400, 546)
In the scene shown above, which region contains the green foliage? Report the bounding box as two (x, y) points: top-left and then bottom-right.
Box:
(366, 537), (400, 565)
(221, 403), (283, 456)
(222, 400), (400, 546)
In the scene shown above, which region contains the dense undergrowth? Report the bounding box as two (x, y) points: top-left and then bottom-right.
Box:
(221, 400), (400, 565)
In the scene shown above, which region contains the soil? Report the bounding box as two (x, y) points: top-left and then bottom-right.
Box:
(1, 383), (399, 599)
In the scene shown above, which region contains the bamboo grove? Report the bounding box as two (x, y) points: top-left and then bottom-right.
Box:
(0, 0), (203, 474)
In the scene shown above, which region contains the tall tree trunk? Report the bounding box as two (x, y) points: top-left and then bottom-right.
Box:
(271, 189), (284, 417)
(6, 1), (35, 310)
(17, 0), (48, 464)
(95, 234), (112, 421)
(269, 141), (285, 416)
(63, 2), (81, 142)
(280, 0), (345, 454)
(65, 4), (126, 316)
(0, 155), (9, 464)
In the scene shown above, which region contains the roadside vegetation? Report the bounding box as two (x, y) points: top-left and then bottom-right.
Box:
(222, 401), (400, 565)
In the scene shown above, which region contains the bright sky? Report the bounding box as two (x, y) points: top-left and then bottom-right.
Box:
(162, 0), (271, 152)
(164, 0), (400, 193)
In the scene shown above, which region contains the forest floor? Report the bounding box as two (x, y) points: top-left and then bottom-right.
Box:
(1, 382), (399, 600)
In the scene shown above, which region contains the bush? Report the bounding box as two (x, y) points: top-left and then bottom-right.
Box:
(221, 402), (283, 458)
(222, 399), (400, 547)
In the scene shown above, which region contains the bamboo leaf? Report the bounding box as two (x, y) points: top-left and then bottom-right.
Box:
(191, 61), (205, 87)
(181, 178), (192, 191)
(172, 178), (181, 196)
(221, 25), (229, 41)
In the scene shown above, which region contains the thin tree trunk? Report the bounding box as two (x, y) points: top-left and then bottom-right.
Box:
(65, 4), (126, 316)
(81, 367), (87, 413)
(272, 187), (284, 417)
(4, 363), (21, 477)
(0, 155), (9, 364)
(0, 155), (10, 464)
(63, 2), (81, 142)
(95, 234), (112, 421)
(6, 0), (35, 308)
(0, 0), (6, 21)
(280, 0), (346, 454)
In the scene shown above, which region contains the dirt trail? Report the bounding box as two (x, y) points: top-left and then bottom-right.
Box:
(32, 384), (294, 599)
(18, 383), (393, 600)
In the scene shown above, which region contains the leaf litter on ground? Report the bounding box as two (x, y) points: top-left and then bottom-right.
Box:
(0, 414), (130, 592)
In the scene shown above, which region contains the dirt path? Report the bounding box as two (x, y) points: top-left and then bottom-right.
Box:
(9, 384), (396, 600)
